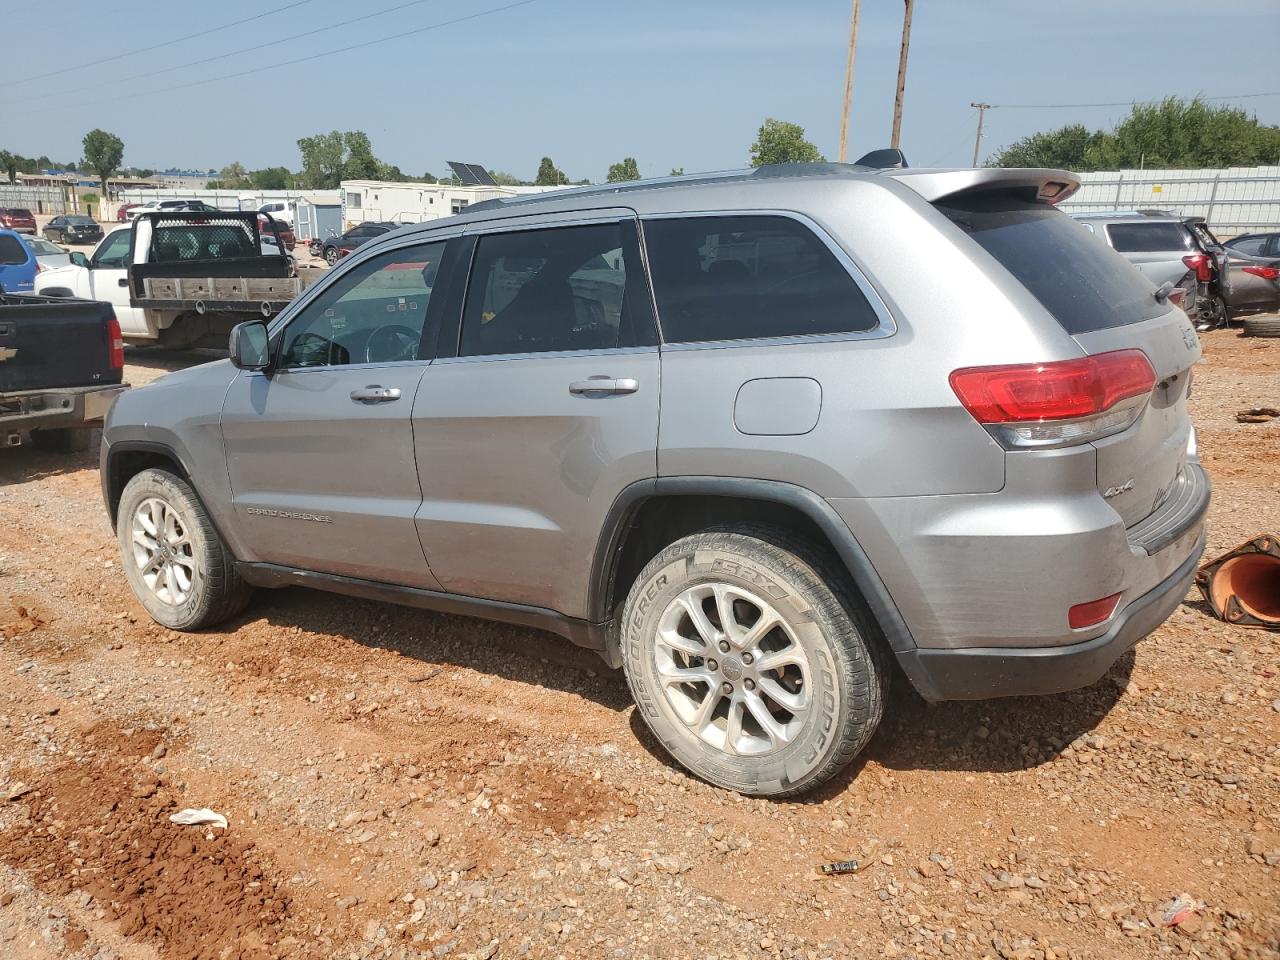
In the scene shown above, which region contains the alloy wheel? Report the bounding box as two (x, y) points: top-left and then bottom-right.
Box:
(130, 497), (196, 605)
(654, 582), (812, 757)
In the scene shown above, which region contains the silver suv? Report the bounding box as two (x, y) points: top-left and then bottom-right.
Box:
(101, 164), (1209, 797)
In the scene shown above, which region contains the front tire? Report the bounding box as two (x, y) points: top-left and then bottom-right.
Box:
(621, 526), (887, 798)
(324, 247), (339, 266)
(117, 468), (252, 630)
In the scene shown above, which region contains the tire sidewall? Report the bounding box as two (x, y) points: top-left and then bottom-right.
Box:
(622, 536), (852, 796)
(117, 470), (217, 630)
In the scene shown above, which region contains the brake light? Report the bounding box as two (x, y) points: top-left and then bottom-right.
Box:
(950, 349), (1157, 448)
(107, 312), (124, 370)
(35, 261), (44, 273)
(1182, 253), (1213, 283)
(1243, 264), (1280, 281)
(1068, 592), (1122, 629)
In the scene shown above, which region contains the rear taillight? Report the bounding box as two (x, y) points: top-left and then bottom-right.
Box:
(107, 312), (124, 370)
(949, 349), (1157, 449)
(1182, 253), (1213, 282)
(34, 261), (44, 273)
(1243, 264), (1280, 281)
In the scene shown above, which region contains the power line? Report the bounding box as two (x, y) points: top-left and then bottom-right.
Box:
(988, 91), (1280, 109)
(25, 0), (543, 116)
(16, 0), (319, 85)
(25, 0), (449, 106)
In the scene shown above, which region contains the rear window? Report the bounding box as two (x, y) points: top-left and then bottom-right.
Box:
(643, 215), (879, 343)
(66, 216), (96, 225)
(1106, 221), (1193, 253)
(150, 224), (260, 262)
(0, 235), (30, 264)
(3, 209), (33, 218)
(938, 195), (1162, 335)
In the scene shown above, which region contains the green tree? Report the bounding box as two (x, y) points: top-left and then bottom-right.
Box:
(342, 131), (381, 180)
(297, 130), (346, 188)
(606, 157), (641, 182)
(986, 123), (1109, 170)
(668, 167), (684, 176)
(0, 150), (17, 182)
(750, 118), (824, 167)
(133, 167), (155, 179)
(535, 156), (568, 186)
(82, 128), (125, 198)
(990, 98), (1280, 171)
(217, 161), (252, 187)
(489, 170), (529, 186)
(251, 166), (292, 190)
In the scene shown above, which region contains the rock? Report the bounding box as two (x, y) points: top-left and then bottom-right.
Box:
(419, 873), (439, 892)
(975, 726), (990, 740)
(335, 896), (360, 910)
(1220, 690), (1238, 704)
(363, 918), (383, 941)
(340, 812), (361, 829)
(0, 892), (14, 907)
(476, 942), (499, 960)
(654, 856), (686, 875)
(1248, 836), (1265, 856)
(5, 782), (31, 801)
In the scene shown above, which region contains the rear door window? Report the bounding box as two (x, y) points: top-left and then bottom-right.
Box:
(1229, 236), (1266, 257)
(938, 195), (1163, 335)
(643, 215), (878, 343)
(459, 222), (646, 357)
(1105, 222), (1194, 253)
(0, 235), (29, 264)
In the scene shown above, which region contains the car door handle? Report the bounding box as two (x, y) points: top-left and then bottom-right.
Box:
(350, 385), (402, 403)
(118, 277), (129, 287)
(569, 377), (639, 396)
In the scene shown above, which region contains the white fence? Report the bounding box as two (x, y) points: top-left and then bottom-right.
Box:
(1059, 166), (1280, 237)
(0, 183), (71, 215)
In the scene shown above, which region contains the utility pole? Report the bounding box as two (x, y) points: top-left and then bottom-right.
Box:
(970, 102), (990, 167)
(890, 0), (914, 149)
(837, 0), (862, 163)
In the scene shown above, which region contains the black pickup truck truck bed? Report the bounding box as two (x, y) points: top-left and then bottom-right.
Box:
(0, 291), (127, 451)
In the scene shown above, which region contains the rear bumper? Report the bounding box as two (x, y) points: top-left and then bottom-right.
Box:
(895, 528), (1205, 701)
(1, 384), (128, 432)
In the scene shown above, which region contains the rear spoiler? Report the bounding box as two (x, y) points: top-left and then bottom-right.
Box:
(884, 168), (1081, 205)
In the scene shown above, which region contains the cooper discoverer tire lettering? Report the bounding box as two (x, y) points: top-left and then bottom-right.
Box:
(620, 525), (887, 798)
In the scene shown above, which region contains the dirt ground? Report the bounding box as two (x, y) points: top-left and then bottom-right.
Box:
(0, 328), (1277, 960)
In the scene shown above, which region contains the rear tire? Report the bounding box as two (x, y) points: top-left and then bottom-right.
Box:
(1242, 315), (1280, 338)
(620, 525), (888, 798)
(30, 428), (92, 453)
(324, 247), (339, 266)
(117, 468), (252, 630)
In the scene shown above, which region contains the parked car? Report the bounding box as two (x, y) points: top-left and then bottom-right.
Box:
(321, 221), (399, 265)
(1224, 231), (1280, 260)
(1224, 260), (1280, 317)
(0, 288), (126, 451)
(1071, 211), (1200, 312)
(126, 200), (221, 219)
(0, 208), (37, 234)
(0, 228), (38, 293)
(24, 236), (72, 271)
(117, 203), (143, 221)
(43, 214), (104, 245)
(101, 163), (1211, 797)
(258, 201), (294, 227)
(258, 214), (295, 251)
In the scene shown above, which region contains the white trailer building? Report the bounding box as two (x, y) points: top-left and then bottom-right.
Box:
(339, 180), (564, 228)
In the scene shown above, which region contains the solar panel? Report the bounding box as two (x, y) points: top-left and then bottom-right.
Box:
(447, 161), (497, 187)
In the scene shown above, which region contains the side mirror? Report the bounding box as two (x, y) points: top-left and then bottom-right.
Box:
(70, 252), (90, 268)
(229, 320), (271, 370)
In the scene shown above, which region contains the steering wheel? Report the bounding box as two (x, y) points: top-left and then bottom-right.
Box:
(364, 324), (421, 364)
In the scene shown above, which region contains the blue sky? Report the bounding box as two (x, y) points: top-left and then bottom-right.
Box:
(4, 0), (1279, 181)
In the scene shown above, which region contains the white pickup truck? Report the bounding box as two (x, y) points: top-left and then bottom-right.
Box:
(35, 212), (312, 348)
